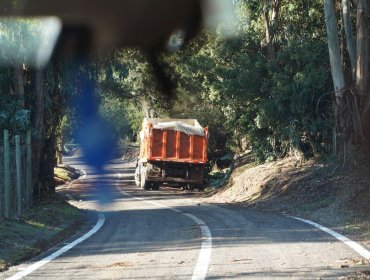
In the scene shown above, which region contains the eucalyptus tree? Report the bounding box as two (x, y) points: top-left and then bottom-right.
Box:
(323, 0), (369, 159)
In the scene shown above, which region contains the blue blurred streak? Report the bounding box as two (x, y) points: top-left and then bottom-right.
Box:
(75, 74), (115, 171)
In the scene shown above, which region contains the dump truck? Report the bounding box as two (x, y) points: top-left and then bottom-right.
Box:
(135, 118), (208, 190)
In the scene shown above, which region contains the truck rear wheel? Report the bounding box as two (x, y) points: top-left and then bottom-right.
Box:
(151, 183), (160, 190)
(134, 166), (141, 187)
(140, 166), (150, 190)
(186, 184), (195, 191)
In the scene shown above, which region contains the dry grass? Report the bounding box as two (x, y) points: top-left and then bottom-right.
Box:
(54, 165), (81, 185)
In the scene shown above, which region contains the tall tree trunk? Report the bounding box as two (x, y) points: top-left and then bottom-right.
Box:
(32, 68), (45, 195)
(56, 136), (64, 164)
(263, 8), (275, 61)
(142, 99), (151, 118)
(324, 0), (346, 103)
(342, 0), (356, 80)
(355, 0), (370, 154)
(324, 0), (348, 156)
(263, 0), (281, 61)
(39, 63), (64, 194)
(14, 65), (25, 107)
(355, 0), (368, 96)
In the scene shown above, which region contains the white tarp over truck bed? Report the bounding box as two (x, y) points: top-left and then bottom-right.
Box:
(143, 118), (205, 136)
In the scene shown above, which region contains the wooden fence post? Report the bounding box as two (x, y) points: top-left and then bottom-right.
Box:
(15, 135), (22, 216)
(26, 130), (32, 208)
(0, 135), (2, 219)
(4, 130), (10, 218)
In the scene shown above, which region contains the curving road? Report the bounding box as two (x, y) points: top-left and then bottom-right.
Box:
(1, 157), (369, 279)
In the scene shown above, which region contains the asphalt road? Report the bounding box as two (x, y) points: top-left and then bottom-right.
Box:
(1, 157), (369, 279)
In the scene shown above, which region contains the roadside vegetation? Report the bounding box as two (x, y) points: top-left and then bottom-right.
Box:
(0, 195), (83, 272)
(54, 165), (81, 185)
(0, 164), (84, 272)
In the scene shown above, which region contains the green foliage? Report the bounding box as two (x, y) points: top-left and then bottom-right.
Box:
(99, 96), (143, 144)
(0, 102), (30, 133)
(253, 39), (332, 160)
(160, 0), (333, 162)
(58, 114), (77, 143)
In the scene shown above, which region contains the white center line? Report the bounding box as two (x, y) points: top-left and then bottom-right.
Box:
(118, 173), (212, 280)
(80, 169), (87, 179)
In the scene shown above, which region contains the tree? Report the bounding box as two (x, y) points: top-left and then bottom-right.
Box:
(322, 0), (369, 161)
(355, 0), (368, 96)
(324, 0), (346, 104)
(342, 0), (356, 79)
(262, 0), (281, 61)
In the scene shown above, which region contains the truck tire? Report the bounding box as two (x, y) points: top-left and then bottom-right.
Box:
(134, 166), (141, 187)
(140, 166), (150, 190)
(151, 183), (160, 190)
(186, 184), (195, 191)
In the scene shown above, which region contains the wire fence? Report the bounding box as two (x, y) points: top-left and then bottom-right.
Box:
(0, 130), (32, 219)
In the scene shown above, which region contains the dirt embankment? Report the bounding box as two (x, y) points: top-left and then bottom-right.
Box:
(204, 154), (370, 250)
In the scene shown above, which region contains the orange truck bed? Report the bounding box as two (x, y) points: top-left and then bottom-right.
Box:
(139, 118), (208, 164)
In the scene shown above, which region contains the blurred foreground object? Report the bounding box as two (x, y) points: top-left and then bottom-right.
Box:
(0, 17), (62, 67)
(1, 0), (235, 65)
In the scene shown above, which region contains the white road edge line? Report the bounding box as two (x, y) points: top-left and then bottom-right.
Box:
(118, 174), (212, 280)
(6, 214), (105, 280)
(290, 216), (370, 260)
(6, 169), (106, 280)
(80, 169), (87, 180)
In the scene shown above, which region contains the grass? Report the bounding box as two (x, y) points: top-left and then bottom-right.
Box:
(207, 168), (231, 189)
(54, 167), (70, 181)
(298, 198), (332, 212)
(234, 162), (258, 175)
(0, 195), (84, 272)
